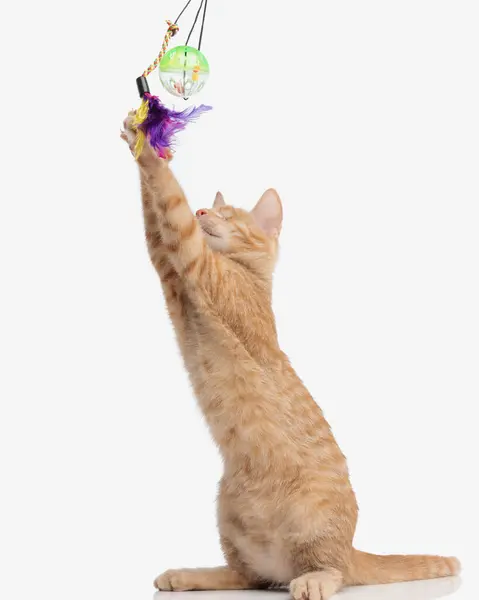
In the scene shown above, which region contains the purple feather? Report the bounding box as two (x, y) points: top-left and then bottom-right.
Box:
(139, 93), (212, 158)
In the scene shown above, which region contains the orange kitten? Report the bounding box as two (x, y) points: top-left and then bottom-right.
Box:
(121, 114), (460, 600)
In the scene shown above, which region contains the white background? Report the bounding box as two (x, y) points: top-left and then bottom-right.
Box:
(1, 1), (478, 600)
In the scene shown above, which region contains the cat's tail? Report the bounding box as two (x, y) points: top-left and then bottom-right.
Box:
(346, 548), (461, 585)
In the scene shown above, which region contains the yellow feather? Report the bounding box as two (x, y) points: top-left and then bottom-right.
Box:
(134, 130), (146, 160)
(131, 99), (149, 160)
(133, 99), (149, 127)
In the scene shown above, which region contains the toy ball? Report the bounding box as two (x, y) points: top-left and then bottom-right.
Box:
(159, 45), (210, 100)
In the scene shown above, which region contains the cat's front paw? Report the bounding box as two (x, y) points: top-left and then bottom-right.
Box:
(120, 111), (145, 156)
(120, 110), (158, 162)
(154, 569), (191, 591)
(290, 571), (342, 600)
(120, 111), (173, 163)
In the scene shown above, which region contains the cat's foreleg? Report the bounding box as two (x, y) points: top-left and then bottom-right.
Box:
(122, 122), (186, 337)
(154, 567), (256, 591)
(140, 181), (186, 340)
(122, 113), (215, 289)
(143, 162), (211, 287)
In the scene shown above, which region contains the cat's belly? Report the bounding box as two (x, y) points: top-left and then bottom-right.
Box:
(233, 528), (295, 584)
(219, 482), (298, 585)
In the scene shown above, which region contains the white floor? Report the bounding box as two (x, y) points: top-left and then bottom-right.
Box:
(152, 577), (465, 600)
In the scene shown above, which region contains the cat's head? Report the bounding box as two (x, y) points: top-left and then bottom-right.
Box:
(195, 188), (283, 266)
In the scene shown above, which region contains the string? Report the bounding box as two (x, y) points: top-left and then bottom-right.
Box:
(198, 0), (208, 51)
(173, 0), (194, 24)
(185, 0), (205, 47)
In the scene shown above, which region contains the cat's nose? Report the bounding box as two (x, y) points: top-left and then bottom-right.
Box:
(196, 209), (208, 217)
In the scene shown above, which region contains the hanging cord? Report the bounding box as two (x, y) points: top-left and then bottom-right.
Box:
(173, 0), (194, 23)
(198, 0), (208, 50)
(185, 0), (205, 47)
(180, 0), (205, 97)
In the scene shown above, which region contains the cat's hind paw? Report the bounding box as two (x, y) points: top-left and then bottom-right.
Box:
(154, 569), (191, 591)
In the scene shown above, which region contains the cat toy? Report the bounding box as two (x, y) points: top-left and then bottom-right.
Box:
(131, 0), (212, 160)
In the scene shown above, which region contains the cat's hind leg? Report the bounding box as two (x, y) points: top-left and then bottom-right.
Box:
(154, 566), (255, 591)
(290, 569), (343, 600)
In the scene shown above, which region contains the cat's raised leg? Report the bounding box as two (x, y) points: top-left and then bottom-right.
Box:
(290, 569), (343, 600)
(122, 118), (186, 341)
(122, 112), (217, 291)
(154, 566), (255, 591)
(138, 172), (187, 343)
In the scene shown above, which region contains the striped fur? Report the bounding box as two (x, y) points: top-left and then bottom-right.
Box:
(122, 115), (460, 599)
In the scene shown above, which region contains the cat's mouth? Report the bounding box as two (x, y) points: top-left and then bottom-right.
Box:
(199, 222), (221, 238)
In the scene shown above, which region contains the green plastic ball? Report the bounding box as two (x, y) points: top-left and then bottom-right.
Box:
(159, 45), (210, 100)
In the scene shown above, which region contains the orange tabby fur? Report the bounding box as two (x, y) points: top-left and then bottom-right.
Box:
(121, 114), (460, 600)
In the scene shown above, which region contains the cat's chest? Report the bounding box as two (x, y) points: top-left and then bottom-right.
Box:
(180, 299), (243, 369)
(180, 304), (219, 363)
(179, 305), (231, 386)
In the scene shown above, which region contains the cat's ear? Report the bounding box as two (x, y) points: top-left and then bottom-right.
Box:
(213, 191), (225, 209)
(251, 188), (283, 238)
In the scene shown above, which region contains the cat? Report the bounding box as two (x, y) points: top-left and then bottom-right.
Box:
(121, 113), (460, 600)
